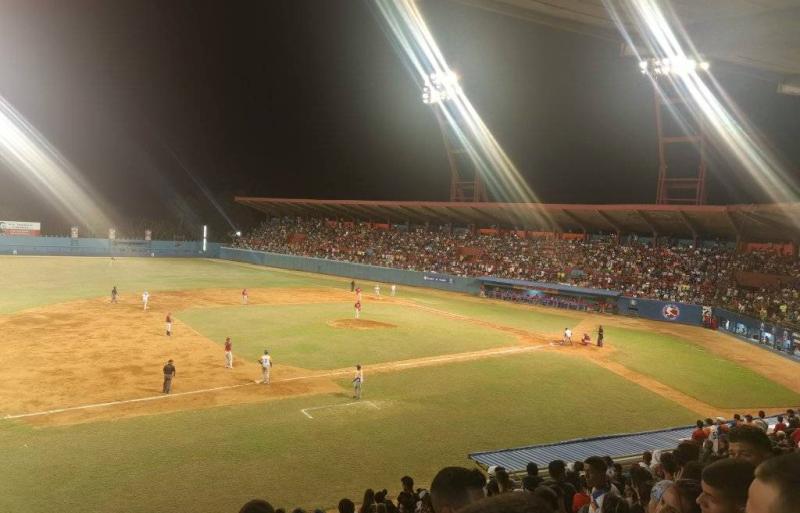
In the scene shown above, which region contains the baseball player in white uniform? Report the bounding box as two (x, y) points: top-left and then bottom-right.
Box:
(563, 327), (572, 345)
(374, 284), (380, 296)
(258, 350), (272, 384)
(352, 364), (363, 399)
(142, 290), (149, 311)
(390, 284), (396, 296)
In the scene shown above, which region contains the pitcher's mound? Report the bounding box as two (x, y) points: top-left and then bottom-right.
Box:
(328, 319), (397, 330)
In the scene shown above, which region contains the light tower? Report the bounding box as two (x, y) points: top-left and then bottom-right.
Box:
(640, 56), (711, 205)
(422, 72), (488, 202)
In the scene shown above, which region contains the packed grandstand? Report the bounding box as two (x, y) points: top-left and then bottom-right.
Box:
(233, 217), (800, 328)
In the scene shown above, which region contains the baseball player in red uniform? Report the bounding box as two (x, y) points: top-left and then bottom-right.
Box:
(165, 312), (173, 336)
(354, 300), (362, 319)
(241, 288), (248, 305)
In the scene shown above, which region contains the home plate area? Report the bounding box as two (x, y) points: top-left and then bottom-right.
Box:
(300, 400), (381, 419)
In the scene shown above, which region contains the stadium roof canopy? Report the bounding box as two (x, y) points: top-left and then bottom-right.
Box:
(455, 0), (800, 92)
(236, 197), (800, 242)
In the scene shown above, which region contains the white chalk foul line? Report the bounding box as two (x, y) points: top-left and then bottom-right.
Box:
(301, 400), (380, 419)
(2, 345), (545, 420)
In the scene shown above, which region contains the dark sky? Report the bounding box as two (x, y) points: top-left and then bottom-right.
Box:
(0, 0), (798, 234)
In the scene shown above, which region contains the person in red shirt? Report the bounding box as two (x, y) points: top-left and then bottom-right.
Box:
(241, 288), (248, 305)
(165, 312), (172, 337)
(692, 420), (709, 442)
(791, 422), (800, 446)
(773, 415), (787, 433)
(354, 300), (362, 319)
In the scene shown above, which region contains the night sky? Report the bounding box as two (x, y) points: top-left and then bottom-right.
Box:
(0, 0), (798, 235)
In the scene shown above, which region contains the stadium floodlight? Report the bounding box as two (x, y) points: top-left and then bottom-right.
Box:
(421, 71), (461, 104)
(235, 230), (242, 237)
(638, 56), (710, 77)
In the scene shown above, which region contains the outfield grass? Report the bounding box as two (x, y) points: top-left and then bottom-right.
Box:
(178, 302), (518, 369)
(0, 257), (346, 313)
(606, 326), (800, 408)
(399, 290), (580, 335)
(0, 352), (697, 513)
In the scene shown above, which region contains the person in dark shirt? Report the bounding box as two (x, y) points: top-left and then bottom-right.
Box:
(544, 459), (576, 512)
(162, 359), (176, 393)
(522, 462), (543, 491)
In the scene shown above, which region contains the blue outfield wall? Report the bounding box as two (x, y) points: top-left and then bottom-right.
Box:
(219, 246), (481, 294)
(617, 297), (704, 326)
(0, 235), (221, 257)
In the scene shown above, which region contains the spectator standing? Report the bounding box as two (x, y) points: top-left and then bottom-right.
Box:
(546, 460), (576, 512)
(522, 462), (543, 491)
(692, 421), (709, 443)
(585, 456), (617, 513)
(729, 426), (774, 466)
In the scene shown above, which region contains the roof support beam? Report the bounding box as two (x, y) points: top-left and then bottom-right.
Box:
(561, 210), (588, 234)
(596, 210), (622, 236)
(678, 211), (699, 240)
(725, 208), (743, 244)
(636, 210), (659, 239)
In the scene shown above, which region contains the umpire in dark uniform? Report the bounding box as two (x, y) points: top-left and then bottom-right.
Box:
(163, 359), (176, 393)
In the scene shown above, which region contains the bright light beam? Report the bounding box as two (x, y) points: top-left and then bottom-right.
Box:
(374, 0), (550, 225)
(0, 94), (113, 232)
(605, 0), (799, 209)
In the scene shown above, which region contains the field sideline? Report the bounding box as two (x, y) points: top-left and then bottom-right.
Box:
(1, 256), (799, 513)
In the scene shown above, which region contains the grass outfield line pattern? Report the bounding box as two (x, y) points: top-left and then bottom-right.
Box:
(606, 326), (800, 408)
(0, 352), (697, 513)
(178, 302), (520, 369)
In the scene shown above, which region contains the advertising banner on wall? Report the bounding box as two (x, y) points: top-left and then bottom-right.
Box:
(0, 220), (41, 236)
(70, 226), (79, 239)
(144, 230), (152, 241)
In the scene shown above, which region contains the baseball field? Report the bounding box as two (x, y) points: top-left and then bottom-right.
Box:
(2, 256), (799, 513)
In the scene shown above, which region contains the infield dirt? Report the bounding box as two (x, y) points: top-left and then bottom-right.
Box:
(1, 288), (797, 426)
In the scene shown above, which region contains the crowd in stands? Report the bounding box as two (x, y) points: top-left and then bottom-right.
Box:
(234, 218), (800, 326)
(239, 409), (800, 513)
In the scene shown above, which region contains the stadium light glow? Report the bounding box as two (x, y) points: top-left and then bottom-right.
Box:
(605, 0), (799, 207)
(421, 71), (461, 104)
(235, 230), (242, 237)
(202, 224), (208, 252)
(0, 95), (113, 231)
(638, 56), (710, 77)
(375, 0), (549, 223)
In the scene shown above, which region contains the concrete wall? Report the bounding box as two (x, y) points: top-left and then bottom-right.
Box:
(219, 247), (480, 294)
(0, 235), (220, 257)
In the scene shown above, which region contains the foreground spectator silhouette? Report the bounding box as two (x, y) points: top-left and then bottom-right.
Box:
(747, 453), (800, 513)
(240, 500), (275, 513)
(459, 492), (554, 513)
(697, 459), (754, 513)
(430, 467), (486, 513)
